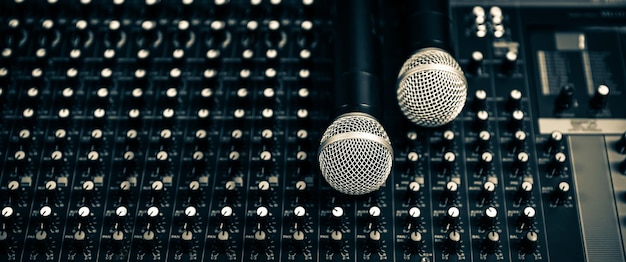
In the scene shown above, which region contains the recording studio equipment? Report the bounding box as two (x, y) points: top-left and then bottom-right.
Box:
(396, 0), (467, 127)
(1, 0), (626, 261)
(318, 0), (393, 195)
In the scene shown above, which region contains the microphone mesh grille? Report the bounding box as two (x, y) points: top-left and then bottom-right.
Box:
(318, 114), (393, 195)
(397, 48), (467, 127)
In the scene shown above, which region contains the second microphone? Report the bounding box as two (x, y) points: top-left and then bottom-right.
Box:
(318, 0), (393, 195)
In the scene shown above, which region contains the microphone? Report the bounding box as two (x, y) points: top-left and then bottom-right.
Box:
(396, 0), (467, 127)
(318, 0), (393, 195)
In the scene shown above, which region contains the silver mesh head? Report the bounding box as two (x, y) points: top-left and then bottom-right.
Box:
(397, 48), (467, 127)
(318, 113), (393, 195)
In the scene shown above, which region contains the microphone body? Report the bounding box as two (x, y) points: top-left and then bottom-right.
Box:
(396, 0), (467, 128)
(318, 0), (393, 196)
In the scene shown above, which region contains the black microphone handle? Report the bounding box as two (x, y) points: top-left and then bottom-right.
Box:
(407, 0), (453, 54)
(333, 0), (381, 119)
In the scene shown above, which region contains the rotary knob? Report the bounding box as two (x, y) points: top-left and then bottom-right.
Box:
(406, 231), (423, 253)
(444, 230), (462, 254)
(406, 206), (422, 231)
(367, 230), (382, 252)
(328, 230), (343, 253)
(512, 151), (529, 177)
(477, 151), (493, 176)
(253, 230), (269, 252)
(478, 181), (496, 204)
(501, 50), (518, 74)
(544, 131), (563, 155)
(482, 231), (500, 254)
(404, 181), (421, 204)
(467, 51), (484, 75)
(506, 89), (522, 112)
(555, 84), (575, 112)
(443, 206), (460, 230)
(520, 231), (539, 253)
(517, 206), (535, 230)
(441, 181), (459, 205)
(471, 89), (487, 112)
(291, 230), (306, 253)
(515, 181), (533, 204)
(480, 206), (498, 229)
(441, 151), (457, 176)
(547, 152), (567, 177)
(590, 85), (610, 110)
(329, 206), (344, 230)
(615, 132), (626, 154)
(551, 181), (570, 205)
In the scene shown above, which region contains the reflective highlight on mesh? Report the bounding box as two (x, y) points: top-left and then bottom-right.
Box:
(397, 48), (467, 127)
(318, 113), (393, 195)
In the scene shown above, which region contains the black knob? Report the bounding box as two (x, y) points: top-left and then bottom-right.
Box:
(555, 84), (575, 112)
(590, 85), (610, 110)
(406, 231), (423, 254)
(442, 181), (459, 205)
(182, 206), (197, 230)
(329, 206), (344, 230)
(517, 206), (536, 230)
(547, 152), (567, 177)
(208, 20), (227, 48)
(471, 90), (488, 112)
(328, 230), (343, 253)
(406, 206), (422, 231)
(512, 151), (529, 176)
(515, 181), (533, 204)
(35, 230), (49, 251)
(404, 181), (421, 204)
(509, 110), (524, 132)
(141, 230), (156, 251)
(242, 20), (258, 47)
(501, 50), (518, 74)
(476, 151), (493, 176)
(480, 206), (498, 229)
(367, 206), (382, 231)
(73, 230), (87, 252)
(510, 130), (526, 153)
(467, 51), (484, 75)
(520, 231), (539, 253)
(478, 181), (496, 204)
(619, 158), (626, 175)
(145, 206), (161, 230)
(1, 207), (15, 230)
(444, 230), (462, 254)
(506, 89), (522, 111)
(218, 206), (233, 232)
(267, 20), (283, 48)
(38, 206), (54, 231)
(441, 130), (455, 151)
(253, 230), (268, 252)
(482, 231), (500, 254)
(476, 131), (491, 152)
(551, 181), (570, 205)
(291, 230), (306, 253)
(106, 20), (122, 47)
(292, 206), (307, 230)
(473, 110), (489, 131)
(114, 206), (128, 229)
(298, 20), (315, 48)
(255, 206), (270, 231)
(176, 20), (192, 47)
(441, 151), (456, 176)
(443, 206), (460, 230)
(215, 230), (230, 252)
(367, 230), (382, 252)
(616, 132), (626, 154)
(110, 231), (125, 252)
(544, 131), (563, 155)
(179, 231), (194, 252)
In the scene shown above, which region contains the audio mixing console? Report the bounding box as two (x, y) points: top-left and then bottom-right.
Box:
(1, 0), (626, 261)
